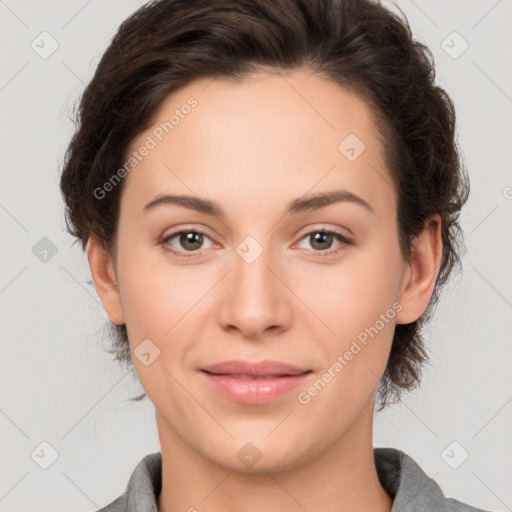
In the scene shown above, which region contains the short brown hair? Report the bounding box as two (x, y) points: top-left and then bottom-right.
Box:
(60, 0), (469, 409)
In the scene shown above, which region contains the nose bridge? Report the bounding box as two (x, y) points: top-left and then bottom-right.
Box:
(233, 234), (280, 305)
(218, 234), (289, 336)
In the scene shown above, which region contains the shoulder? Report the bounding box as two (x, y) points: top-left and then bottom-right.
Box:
(96, 452), (162, 512)
(374, 447), (494, 512)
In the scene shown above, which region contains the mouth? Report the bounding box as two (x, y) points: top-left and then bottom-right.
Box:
(199, 360), (313, 404)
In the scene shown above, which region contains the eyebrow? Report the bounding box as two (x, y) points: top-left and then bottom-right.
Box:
(143, 189), (374, 216)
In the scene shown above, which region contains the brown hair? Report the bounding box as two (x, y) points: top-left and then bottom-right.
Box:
(59, 0), (469, 409)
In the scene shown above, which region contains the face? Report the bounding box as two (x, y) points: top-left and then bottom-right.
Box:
(91, 68), (429, 473)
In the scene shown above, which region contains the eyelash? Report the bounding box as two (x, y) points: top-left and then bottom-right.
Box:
(158, 228), (352, 258)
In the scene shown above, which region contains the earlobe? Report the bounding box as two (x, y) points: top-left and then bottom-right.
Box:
(87, 232), (125, 325)
(395, 215), (443, 325)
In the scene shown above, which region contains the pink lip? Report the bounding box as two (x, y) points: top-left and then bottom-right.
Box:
(200, 359), (313, 405)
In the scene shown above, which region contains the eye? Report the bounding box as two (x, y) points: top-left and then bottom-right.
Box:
(159, 229), (214, 257)
(159, 227), (352, 258)
(295, 229), (352, 256)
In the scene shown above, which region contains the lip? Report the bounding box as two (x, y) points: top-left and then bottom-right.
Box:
(201, 359), (310, 376)
(200, 359), (313, 405)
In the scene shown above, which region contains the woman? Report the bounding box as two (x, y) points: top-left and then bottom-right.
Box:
(59, 0), (489, 510)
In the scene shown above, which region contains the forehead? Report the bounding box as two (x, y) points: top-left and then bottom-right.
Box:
(123, 68), (394, 219)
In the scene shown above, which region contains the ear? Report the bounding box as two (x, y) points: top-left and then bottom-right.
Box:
(87, 232), (125, 325)
(395, 214), (443, 325)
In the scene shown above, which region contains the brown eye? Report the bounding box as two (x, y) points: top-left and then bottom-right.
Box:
(296, 229), (352, 256)
(161, 229), (213, 255)
(309, 232), (335, 251)
(178, 231), (204, 251)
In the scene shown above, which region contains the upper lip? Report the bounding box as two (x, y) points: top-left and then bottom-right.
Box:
(201, 360), (311, 377)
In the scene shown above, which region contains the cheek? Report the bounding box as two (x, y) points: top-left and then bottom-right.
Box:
(114, 237), (182, 342)
(301, 237), (402, 390)
(314, 239), (402, 334)
(114, 237), (222, 365)
(296, 301), (397, 425)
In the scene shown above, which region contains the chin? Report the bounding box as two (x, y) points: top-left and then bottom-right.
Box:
(206, 436), (317, 474)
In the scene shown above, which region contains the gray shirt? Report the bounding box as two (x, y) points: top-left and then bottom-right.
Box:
(97, 447), (492, 511)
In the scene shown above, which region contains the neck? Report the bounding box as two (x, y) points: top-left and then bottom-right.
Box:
(156, 400), (393, 512)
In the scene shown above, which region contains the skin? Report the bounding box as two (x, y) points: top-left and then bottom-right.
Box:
(88, 68), (442, 512)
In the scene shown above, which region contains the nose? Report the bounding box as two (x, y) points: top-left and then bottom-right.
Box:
(217, 241), (292, 340)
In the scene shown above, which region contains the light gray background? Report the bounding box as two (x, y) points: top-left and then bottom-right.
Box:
(1, 1), (511, 511)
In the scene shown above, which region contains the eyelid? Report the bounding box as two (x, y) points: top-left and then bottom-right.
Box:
(160, 224), (216, 241)
(294, 223), (353, 242)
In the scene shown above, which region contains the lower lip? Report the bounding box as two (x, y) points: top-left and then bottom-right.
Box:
(201, 371), (312, 405)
